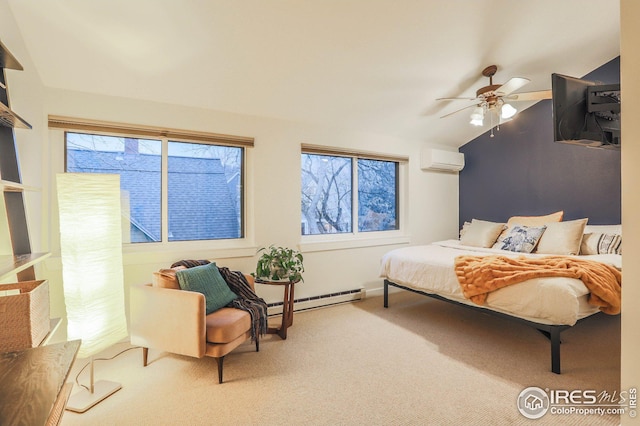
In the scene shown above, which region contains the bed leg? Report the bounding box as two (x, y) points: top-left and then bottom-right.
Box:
(550, 328), (562, 374)
(384, 280), (389, 308)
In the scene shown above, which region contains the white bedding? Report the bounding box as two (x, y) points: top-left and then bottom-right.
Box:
(379, 240), (622, 326)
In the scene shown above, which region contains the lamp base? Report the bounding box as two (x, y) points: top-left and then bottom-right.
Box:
(65, 380), (122, 413)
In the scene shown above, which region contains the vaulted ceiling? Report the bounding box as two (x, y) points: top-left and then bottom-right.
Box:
(7, 0), (620, 147)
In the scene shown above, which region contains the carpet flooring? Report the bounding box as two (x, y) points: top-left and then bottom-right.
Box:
(61, 291), (621, 425)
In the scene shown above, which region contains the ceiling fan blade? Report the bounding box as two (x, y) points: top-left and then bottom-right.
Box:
(494, 77), (530, 96)
(440, 103), (479, 119)
(505, 90), (552, 101)
(436, 96), (477, 101)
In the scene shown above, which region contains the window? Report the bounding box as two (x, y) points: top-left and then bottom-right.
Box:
(59, 118), (253, 244)
(301, 154), (353, 234)
(167, 141), (242, 241)
(301, 146), (403, 236)
(357, 158), (398, 232)
(66, 133), (162, 243)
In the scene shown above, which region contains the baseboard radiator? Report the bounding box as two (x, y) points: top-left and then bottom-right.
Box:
(267, 288), (365, 316)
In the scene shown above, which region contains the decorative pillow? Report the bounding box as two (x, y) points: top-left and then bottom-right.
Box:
(459, 221), (471, 239)
(495, 211), (564, 246)
(459, 219), (506, 248)
(507, 211), (564, 226)
(498, 225), (547, 253)
(153, 266), (185, 289)
(176, 263), (238, 314)
(580, 233), (622, 255)
(535, 218), (588, 255)
(584, 224), (622, 236)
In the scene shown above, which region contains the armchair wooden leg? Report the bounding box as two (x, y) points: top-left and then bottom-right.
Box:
(215, 356), (225, 384)
(142, 347), (149, 367)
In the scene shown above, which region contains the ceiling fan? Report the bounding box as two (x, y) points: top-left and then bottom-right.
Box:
(437, 65), (551, 131)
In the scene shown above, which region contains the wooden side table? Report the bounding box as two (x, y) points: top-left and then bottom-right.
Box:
(256, 279), (299, 339)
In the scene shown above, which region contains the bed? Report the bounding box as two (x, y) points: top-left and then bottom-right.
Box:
(379, 218), (622, 374)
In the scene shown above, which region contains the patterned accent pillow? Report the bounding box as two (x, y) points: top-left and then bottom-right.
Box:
(580, 233), (622, 255)
(498, 225), (547, 253)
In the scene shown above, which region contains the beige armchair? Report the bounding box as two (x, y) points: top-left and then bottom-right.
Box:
(130, 269), (258, 383)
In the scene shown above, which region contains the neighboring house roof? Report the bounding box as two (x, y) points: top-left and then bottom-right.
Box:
(167, 156), (240, 240)
(67, 149), (240, 242)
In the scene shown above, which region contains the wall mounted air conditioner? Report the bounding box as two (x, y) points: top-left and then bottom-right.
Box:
(421, 148), (465, 172)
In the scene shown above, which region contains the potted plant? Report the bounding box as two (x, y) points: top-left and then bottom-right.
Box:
(254, 245), (304, 283)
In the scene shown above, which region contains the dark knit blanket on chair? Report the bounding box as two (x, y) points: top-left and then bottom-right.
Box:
(217, 266), (268, 341)
(171, 260), (268, 342)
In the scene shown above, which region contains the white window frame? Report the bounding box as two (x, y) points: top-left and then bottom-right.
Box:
(51, 116), (257, 261)
(300, 144), (410, 253)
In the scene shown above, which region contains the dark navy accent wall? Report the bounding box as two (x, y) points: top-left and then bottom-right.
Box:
(459, 57), (620, 228)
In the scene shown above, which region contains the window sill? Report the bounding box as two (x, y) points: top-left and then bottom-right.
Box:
(47, 238), (408, 267)
(121, 240), (258, 265)
(124, 246), (257, 265)
(45, 241), (258, 270)
(299, 234), (410, 253)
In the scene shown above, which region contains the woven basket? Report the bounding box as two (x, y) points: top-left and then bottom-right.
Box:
(0, 280), (50, 353)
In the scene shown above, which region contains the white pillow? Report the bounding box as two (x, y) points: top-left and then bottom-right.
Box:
(536, 218), (588, 255)
(459, 219), (505, 248)
(459, 221), (471, 239)
(583, 224), (621, 236)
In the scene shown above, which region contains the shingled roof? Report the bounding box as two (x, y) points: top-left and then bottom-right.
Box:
(67, 149), (240, 242)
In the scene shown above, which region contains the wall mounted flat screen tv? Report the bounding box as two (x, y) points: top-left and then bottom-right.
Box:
(551, 73), (620, 149)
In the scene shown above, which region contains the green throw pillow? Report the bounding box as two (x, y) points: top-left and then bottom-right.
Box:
(176, 263), (238, 314)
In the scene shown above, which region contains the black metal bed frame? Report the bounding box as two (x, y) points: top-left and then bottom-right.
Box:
(383, 279), (588, 374)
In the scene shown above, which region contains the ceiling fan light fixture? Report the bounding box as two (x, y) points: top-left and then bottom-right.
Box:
(470, 106), (484, 126)
(436, 65), (552, 131)
(501, 103), (517, 119)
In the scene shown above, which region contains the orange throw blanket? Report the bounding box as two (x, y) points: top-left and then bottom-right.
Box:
(454, 255), (621, 315)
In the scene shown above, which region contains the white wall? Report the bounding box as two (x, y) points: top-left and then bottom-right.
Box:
(39, 88), (459, 326)
(2, 0), (460, 335)
(620, 1), (640, 425)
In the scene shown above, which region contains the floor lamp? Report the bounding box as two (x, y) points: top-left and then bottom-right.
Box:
(57, 173), (128, 413)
